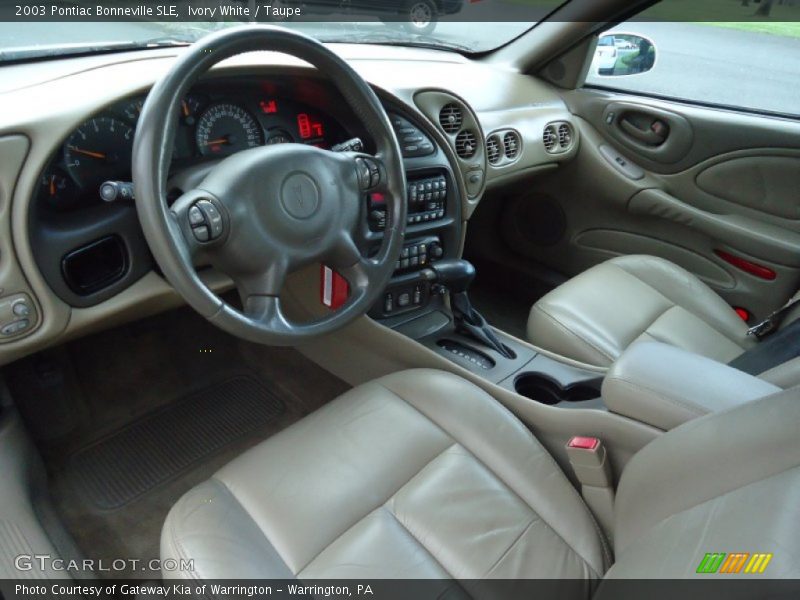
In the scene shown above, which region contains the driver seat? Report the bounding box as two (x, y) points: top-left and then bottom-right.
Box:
(161, 369), (800, 583)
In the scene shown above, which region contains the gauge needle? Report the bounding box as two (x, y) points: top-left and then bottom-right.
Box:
(49, 176), (56, 196)
(202, 137), (230, 146)
(182, 101), (190, 117)
(68, 146), (107, 159)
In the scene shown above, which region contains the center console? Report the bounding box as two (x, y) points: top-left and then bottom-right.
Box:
(365, 113), (462, 323)
(367, 112), (603, 410)
(367, 168), (456, 321)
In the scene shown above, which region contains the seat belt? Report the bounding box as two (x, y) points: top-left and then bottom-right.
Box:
(729, 314), (800, 376)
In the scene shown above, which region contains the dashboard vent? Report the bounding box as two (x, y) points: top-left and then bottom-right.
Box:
(439, 103), (463, 133)
(455, 130), (477, 159)
(486, 136), (501, 165)
(543, 125), (558, 153)
(503, 131), (520, 160)
(558, 123), (573, 149)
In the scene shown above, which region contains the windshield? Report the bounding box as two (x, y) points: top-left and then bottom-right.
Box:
(0, 1), (570, 62)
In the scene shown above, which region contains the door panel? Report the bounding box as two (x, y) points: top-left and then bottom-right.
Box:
(498, 88), (800, 321)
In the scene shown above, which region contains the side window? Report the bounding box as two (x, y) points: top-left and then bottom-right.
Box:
(583, 1), (800, 117)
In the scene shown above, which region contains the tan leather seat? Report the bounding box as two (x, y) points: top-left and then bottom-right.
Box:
(162, 369), (800, 581)
(527, 255), (755, 368)
(162, 370), (609, 584)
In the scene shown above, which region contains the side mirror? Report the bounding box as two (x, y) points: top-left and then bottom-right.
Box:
(592, 33), (656, 77)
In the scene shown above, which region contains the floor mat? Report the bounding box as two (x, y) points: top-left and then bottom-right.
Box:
(4, 304), (350, 578)
(68, 376), (284, 510)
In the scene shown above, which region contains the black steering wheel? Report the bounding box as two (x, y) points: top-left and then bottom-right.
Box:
(132, 26), (406, 345)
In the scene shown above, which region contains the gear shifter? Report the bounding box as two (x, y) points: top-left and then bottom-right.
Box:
(428, 259), (515, 359)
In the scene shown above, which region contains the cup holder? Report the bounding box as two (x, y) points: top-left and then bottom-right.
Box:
(514, 372), (601, 405)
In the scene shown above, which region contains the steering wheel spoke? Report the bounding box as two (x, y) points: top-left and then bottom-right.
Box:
(328, 232), (381, 292)
(233, 255), (291, 301)
(243, 295), (293, 334)
(169, 189), (228, 264)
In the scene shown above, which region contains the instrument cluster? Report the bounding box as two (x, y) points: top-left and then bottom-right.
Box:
(38, 81), (348, 211)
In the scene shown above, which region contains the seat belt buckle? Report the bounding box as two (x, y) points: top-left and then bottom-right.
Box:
(747, 317), (777, 339)
(566, 437), (615, 538)
(566, 437), (612, 488)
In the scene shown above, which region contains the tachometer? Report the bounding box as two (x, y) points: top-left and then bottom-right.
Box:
(63, 117), (134, 189)
(195, 103), (263, 157)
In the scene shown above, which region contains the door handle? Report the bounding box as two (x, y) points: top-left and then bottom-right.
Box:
(620, 116), (669, 146)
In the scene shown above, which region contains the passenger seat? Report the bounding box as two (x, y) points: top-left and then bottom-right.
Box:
(527, 255), (762, 368)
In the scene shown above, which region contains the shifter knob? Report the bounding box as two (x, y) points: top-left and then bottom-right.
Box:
(430, 259), (476, 294)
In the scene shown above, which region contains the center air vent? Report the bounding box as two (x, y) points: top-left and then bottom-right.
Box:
(486, 129), (523, 167)
(543, 125), (558, 152)
(558, 123), (572, 148)
(503, 132), (520, 160)
(439, 103), (463, 133)
(543, 121), (575, 154)
(486, 137), (501, 164)
(456, 130), (478, 159)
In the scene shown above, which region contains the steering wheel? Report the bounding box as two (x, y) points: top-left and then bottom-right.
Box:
(132, 26), (406, 345)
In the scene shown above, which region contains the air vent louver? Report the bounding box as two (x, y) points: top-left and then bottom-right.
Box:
(503, 132), (520, 160)
(558, 123), (573, 148)
(439, 103), (463, 133)
(543, 125), (558, 153)
(486, 136), (501, 164)
(455, 130), (477, 159)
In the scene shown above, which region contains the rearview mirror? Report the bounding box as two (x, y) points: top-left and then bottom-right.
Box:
(592, 33), (656, 77)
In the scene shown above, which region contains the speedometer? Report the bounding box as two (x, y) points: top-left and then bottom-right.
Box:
(195, 103), (263, 157)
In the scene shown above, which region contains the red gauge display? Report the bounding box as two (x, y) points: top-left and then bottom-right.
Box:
(297, 113), (324, 140)
(259, 99), (278, 114)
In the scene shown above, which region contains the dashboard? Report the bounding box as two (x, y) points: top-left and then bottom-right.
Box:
(27, 73), (461, 314)
(0, 43), (579, 365)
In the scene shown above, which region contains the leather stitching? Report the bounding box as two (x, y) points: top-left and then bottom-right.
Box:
(640, 463), (800, 551)
(531, 304), (616, 364)
(611, 260), (747, 348)
(379, 506), (463, 584)
(296, 442), (458, 575)
(483, 517), (538, 576)
(605, 376), (709, 421)
(167, 511), (201, 581)
(207, 477), (294, 576)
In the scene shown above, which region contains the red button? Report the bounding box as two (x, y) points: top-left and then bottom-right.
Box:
(568, 436), (599, 450)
